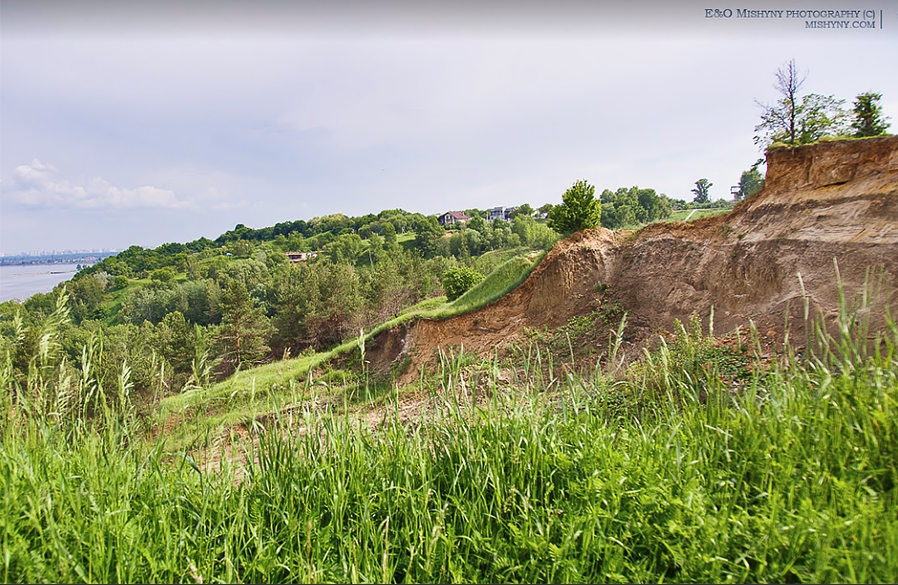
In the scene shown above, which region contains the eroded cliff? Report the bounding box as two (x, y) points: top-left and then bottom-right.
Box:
(367, 136), (898, 379)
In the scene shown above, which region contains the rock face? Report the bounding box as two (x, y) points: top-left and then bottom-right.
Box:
(366, 137), (898, 378)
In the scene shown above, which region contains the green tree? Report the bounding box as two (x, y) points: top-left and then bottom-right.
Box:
(851, 92), (890, 137)
(794, 93), (848, 144)
(511, 215), (536, 246)
(548, 180), (601, 235)
(736, 159), (765, 200)
(186, 255), (201, 280)
(691, 178), (713, 204)
(467, 215), (488, 234)
(154, 311), (198, 387)
(213, 280), (274, 372)
(285, 232), (306, 252)
(599, 186), (670, 227)
(509, 203), (533, 220)
(324, 233), (365, 265)
(150, 267), (176, 287)
(442, 266), (484, 301)
(271, 264), (316, 354)
(312, 263), (362, 346)
(413, 216), (444, 258)
(448, 231), (469, 260)
(68, 274), (107, 323)
(366, 232), (384, 264)
(382, 222), (399, 253)
(754, 59), (847, 147)
(230, 239), (253, 258)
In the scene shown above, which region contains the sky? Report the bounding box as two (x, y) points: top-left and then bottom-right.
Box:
(2, 0), (897, 254)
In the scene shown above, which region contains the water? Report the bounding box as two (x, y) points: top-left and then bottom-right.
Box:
(0, 264), (81, 303)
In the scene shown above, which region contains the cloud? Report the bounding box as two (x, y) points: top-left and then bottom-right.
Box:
(4, 159), (193, 209)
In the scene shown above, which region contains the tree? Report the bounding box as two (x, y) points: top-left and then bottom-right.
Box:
(754, 59), (847, 147)
(324, 233), (364, 264)
(794, 93), (848, 144)
(548, 180), (601, 235)
(511, 215), (536, 246)
(366, 232), (384, 264)
(68, 274), (107, 323)
(154, 311), (197, 381)
(509, 203), (533, 220)
(412, 216), (444, 258)
(755, 59), (805, 147)
(442, 266), (484, 302)
(851, 92), (890, 137)
(214, 280), (274, 372)
(381, 221), (399, 253)
(691, 178), (712, 204)
(736, 159), (765, 200)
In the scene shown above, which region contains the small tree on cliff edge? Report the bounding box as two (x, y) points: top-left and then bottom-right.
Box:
(851, 92), (891, 137)
(754, 59), (847, 148)
(548, 180), (601, 235)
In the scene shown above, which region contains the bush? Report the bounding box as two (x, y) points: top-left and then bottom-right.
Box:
(548, 180), (601, 235)
(442, 266), (484, 301)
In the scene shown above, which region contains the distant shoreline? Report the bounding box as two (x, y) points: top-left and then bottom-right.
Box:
(0, 263), (83, 303)
(0, 263), (83, 269)
(0, 267), (78, 279)
(0, 252), (116, 268)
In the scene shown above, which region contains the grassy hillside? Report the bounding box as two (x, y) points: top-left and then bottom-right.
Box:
(4, 197), (896, 582)
(154, 249), (547, 449)
(3, 299), (896, 582)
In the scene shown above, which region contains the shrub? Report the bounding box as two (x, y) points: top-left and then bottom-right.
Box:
(442, 266), (484, 301)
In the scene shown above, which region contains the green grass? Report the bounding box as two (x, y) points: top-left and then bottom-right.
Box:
(3, 293), (897, 582)
(102, 285), (131, 325)
(472, 247), (530, 275)
(154, 352), (330, 448)
(665, 208), (732, 223)
(430, 251), (544, 319)
(152, 249), (546, 448)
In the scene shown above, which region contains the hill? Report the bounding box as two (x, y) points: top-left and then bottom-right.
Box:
(367, 136), (898, 379)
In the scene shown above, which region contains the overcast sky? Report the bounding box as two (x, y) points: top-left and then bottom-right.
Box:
(2, 0), (896, 254)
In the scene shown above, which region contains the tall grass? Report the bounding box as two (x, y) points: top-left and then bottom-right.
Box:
(2, 285), (897, 582)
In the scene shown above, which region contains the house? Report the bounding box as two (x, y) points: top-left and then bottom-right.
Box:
(488, 206), (516, 222)
(285, 251), (318, 264)
(438, 211), (470, 226)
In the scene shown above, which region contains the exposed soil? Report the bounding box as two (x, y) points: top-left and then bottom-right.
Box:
(366, 136), (898, 381)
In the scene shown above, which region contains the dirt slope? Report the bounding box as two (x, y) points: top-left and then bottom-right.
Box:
(367, 136), (898, 379)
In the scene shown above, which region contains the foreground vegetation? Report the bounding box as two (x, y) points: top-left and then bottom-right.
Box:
(2, 282), (896, 582)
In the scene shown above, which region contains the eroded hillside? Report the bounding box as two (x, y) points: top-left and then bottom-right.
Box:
(368, 136), (898, 379)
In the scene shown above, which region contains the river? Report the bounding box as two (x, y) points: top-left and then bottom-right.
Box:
(0, 264), (82, 303)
